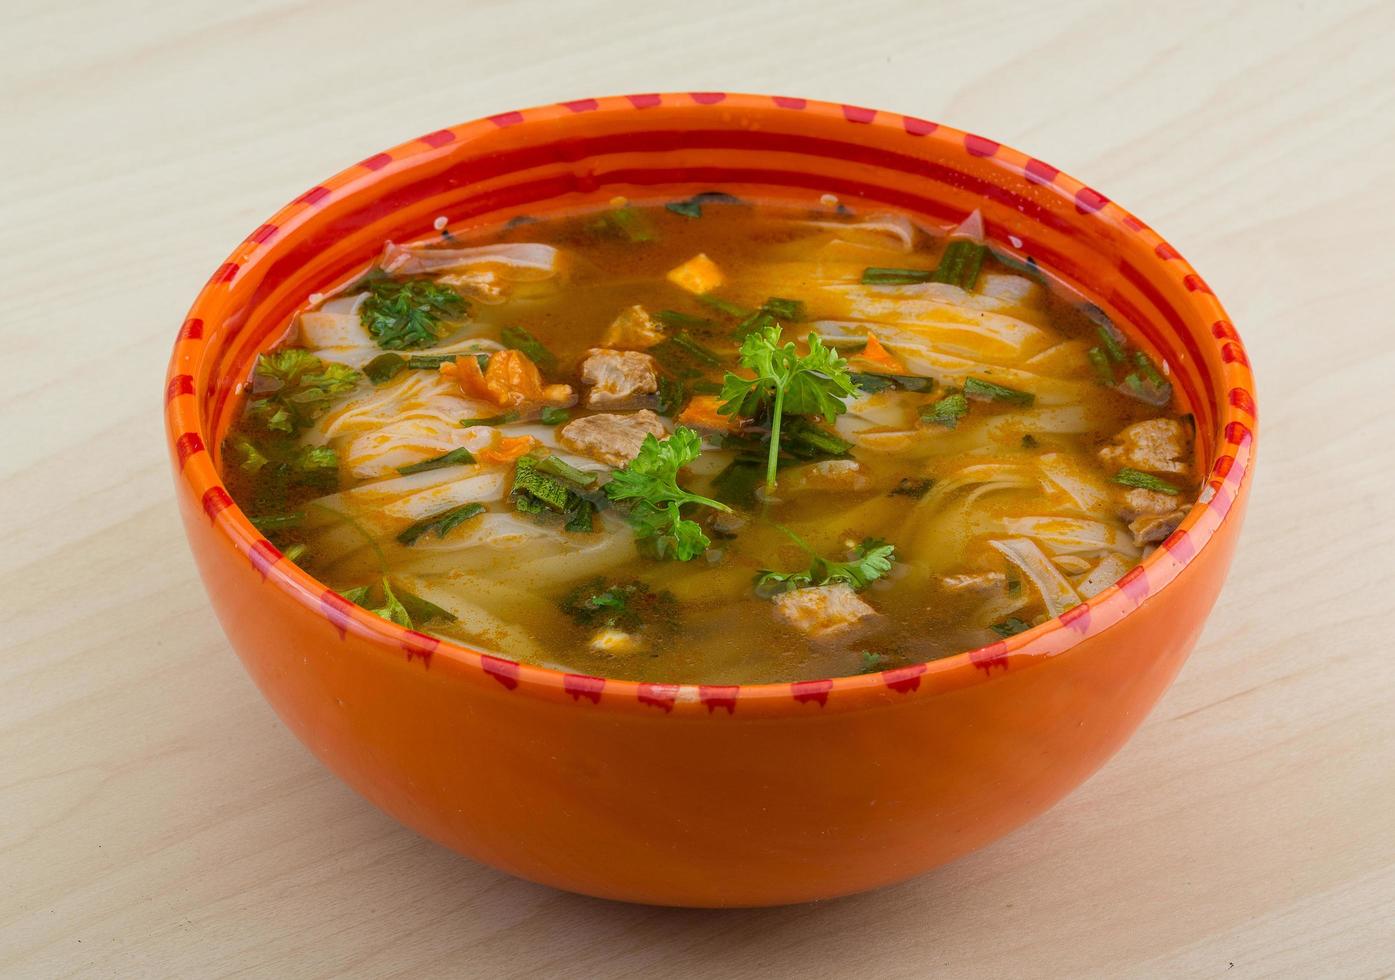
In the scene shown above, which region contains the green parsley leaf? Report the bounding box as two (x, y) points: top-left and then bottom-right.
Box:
(358, 278), (467, 350)
(603, 427), (731, 560)
(755, 532), (897, 596)
(249, 349), (362, 434)
(717, 325), (857, 493)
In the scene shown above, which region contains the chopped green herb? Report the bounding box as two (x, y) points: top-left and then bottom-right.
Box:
(780, 417), (853, 460)
(849, 371), (934, 394)
(718, 325), (857, 493)
(930, 241), (986, 290)
(696, 293), (749, 318)
(591, 205), (656, 243)
(861, 267), (932, 285)
(560, 578), (679, 633)
(654, 309), (715, 332)
(539, 406), (571, 426)
(371, 577), (413, 628)
(760, 297), (805, 322)
(250, 512), (304, 532)
(460, 411), (520, 427)
(964, 376), (1035, 406)
(710, 458), (764, 508)
(1096, 323), (1126, 362)
(500, 325), (556, 370)
(229, 435), (269, 472)
(397, 589), (456, 625)
(338, 585), (371, 605)
(248, 349), (362, 435)
(358, 278), (467, 350)
(396, 446), (476, 476)
(857, 651), (891, 673)
(511, 456), (573, 511)
(756, 531), (897, 596)
(1114, 468), (1181, 495)
(1122, 370), (1172, 408)
(364, 352), (408, 384)
(396, 502), (486, 545)
(652, 332), (722, 377)
(1133, 350), (1170, 387)
(1021, 434), (1039, 449)
(534, 454), (597, 486)
(889, 477), (934, 499)
(988, 248), (1045, 282)
(656, 375), (687, 417)
(1087, 346), (1114, 385)
(665, 199), (703, 218)
(281, 542), (308, 564)
(990, 616), (1031, 638)
(408, 352), (488, 371)
(603, 427), (731, 560)
(921, 392), (969, 428)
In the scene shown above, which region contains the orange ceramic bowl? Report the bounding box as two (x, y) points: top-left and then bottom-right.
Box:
(166, 94), (1256, 907)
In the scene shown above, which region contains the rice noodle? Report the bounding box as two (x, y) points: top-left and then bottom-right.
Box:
(1077, 553), (1133, 599)
(988, 537), (1082, 618)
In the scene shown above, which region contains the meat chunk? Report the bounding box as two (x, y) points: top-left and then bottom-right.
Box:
(558, 410), (667, 467)
(1129, 509), (1187, 547)
(784, 460), (872, 493)
(666, 253), (725, 294)
(580, 348), (660, 409)
(600, 305), (666, 350)
(773, 584), (877, 639)
(1116, 487), (1180, 522)
(940, 571), (1007, 596)
(1099, 419), (1192, 477)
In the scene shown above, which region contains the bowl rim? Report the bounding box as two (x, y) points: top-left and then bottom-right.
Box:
(165, 92), (1257, 714)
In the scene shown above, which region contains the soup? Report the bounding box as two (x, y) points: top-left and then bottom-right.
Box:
(222, 194), (1198, 684)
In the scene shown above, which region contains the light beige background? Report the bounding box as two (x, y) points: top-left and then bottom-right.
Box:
(4, 0), (1393, 976)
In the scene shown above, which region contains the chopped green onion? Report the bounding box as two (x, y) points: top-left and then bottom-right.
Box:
(540, 406), (570, 426)
(654, 309), (714, 332)
(711, 458), (764, 508)
(889, 477), (934, 499)
(930, 241), (986, 290)
(1114, 468), (1181, 494)
(849, 371), (935, 394)
(990, 617), (1031, 638)
(1096, 323), (1126, 362)
(1133, 350), (1169, 387)
(857, 651), (891, 673)
(760, 297), (805, 321)
(691, 379), (722, 395)
(409, 352), (488, 370)
(861, 267), (933, 285)
(396, 502), (486, 545)
(281, 543), (307, 563)
(500, 326), (556, 369)
(653, 332), (722, 373)
(921, 392), (969, 428)
(964, 377), (1035, 406)
(1087, 346), (1114, 385)
(396, 446), (476, 476)
(696, 293), (749, 318)
(250, 512), (304, 532)
(592, 205), (656, 243)
(665, 199), (703, 218)
(656, 375), (687, 417)
(534, 454), (597, 487)
(397, 590), (456, 624)
(460, 411), (520, 427)
(338, 585), (371, 605)
(364, 353), (407, 384)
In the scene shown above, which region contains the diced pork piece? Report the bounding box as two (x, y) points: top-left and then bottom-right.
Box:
(558, 410), (668, 467)
(711, 511), (750, 539)
(580, 348), (660, 409)
(1116, 487), (1178, 522)
(773, 584), (877, 639)
(785, 460), (871, 493)
(589, 629), (644, 655)
(1129, 509), (1187, 547)
(666, 253), (724, 294)
(940, 571), (1007, 596)
(1099, 419), (1192, 477)
(601, 305), (666, 349)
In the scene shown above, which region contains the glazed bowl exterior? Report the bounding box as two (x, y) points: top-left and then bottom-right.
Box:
(165, 94), (1256, 907)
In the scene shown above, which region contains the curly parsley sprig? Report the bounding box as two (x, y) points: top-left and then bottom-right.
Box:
(755, 525), (897, 596)
(603, 427), (730, 560)
(717, 325), (857, 494)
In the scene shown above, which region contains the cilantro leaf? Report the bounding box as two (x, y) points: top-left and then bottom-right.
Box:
(603, 427), (730, 560)
(249, 349), (361, 435)
(358, 278), (467, 350)
(560, 578), (679, 632)
(396, 502), (486, 545)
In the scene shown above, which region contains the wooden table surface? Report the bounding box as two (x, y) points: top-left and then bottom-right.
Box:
(5, 0), (1393, 975)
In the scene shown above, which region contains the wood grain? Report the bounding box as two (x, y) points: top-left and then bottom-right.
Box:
(3, 0), (1393, 975)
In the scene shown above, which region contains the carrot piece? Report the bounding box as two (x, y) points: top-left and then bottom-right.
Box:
(678, 394), (736, 433)
(444, 350), (573, 409)
(855, 332), (907, 374)
(440, 355), (493, 402)
(479, 434), (539, 465)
